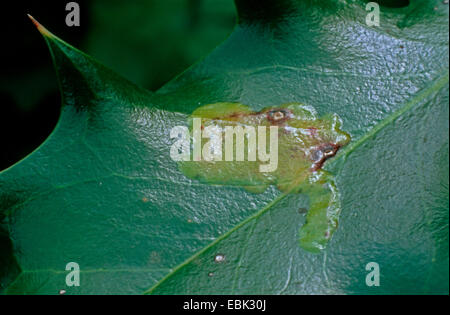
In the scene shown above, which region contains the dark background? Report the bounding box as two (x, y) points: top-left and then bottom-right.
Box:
(0, 0), (236, 171)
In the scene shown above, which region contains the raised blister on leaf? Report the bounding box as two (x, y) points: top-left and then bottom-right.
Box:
(177, 102), (351, 252)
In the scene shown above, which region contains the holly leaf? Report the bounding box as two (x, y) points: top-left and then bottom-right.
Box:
(1, 0), (448, 294)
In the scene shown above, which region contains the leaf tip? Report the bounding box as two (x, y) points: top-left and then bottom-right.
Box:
(27, 14), (54, 38)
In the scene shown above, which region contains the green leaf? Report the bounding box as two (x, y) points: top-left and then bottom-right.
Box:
(1, 0), (448, 294)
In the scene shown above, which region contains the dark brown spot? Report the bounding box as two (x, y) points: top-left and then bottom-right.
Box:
(266, 109), (292, 124)
(311, 143), (341, 171)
